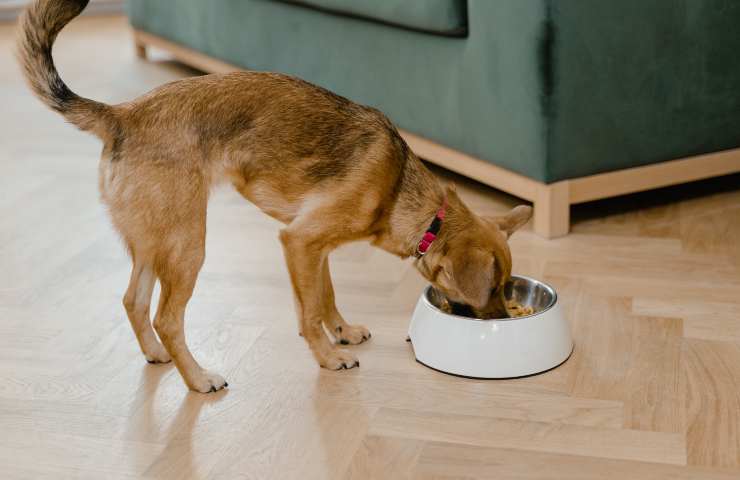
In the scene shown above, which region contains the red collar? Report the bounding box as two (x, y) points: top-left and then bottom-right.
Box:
(416, 197), (447, 258)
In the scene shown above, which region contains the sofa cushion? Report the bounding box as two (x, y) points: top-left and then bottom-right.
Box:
(274, 0), (468, 36)
(127, 0), (546, 181)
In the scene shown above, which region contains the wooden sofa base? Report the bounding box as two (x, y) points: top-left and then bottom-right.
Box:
(132, 29), (740, 238)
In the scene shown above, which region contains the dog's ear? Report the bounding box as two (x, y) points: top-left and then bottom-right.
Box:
(439, 247), (494, 309)
(487, 205), (533, 238)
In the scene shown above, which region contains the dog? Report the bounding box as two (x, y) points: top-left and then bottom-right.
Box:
(18, 0), (532, 392)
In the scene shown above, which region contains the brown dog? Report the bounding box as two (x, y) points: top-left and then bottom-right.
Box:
(18, 0), (532, 392)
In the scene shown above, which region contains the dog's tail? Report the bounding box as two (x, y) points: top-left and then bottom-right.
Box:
(17, 0), (115, 138)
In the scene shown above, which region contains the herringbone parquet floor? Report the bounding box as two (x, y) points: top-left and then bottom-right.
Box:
(2, 15), (740, 480)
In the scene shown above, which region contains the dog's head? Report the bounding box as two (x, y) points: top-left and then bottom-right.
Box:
(417, 189), (532, 318)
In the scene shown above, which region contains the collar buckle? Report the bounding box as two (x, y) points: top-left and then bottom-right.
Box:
(415, 196), (447, 258)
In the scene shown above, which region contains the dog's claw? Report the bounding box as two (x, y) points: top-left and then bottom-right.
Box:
(323, 349), (359, 370)
(194, 371), (227, 393)
(335, 324), (371, 345)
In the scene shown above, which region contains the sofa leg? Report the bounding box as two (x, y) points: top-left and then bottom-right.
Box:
(534, 181), (570, 238)
(134, 40), (147, 59)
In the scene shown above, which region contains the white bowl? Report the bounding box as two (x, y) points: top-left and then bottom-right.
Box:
(408, 275), (573, 378)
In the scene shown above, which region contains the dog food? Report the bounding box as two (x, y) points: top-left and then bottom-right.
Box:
(506, 300), (534, 318)
(437, 295), (534, 319)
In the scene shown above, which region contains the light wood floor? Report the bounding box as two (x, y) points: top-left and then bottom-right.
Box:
(2, 15), (740, 480)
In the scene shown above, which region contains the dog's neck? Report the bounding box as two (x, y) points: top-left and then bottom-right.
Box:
(372, 155), (449, 258)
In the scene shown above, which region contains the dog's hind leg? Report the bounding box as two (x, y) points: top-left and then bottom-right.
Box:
(152, 229), (227, 393)
(123, 257), (171, 364)
(320, 259), (371, 345)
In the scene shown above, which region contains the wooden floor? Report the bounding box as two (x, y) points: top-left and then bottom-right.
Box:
(2, 15), (740, 480)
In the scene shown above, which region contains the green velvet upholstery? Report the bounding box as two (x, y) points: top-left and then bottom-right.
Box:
(126, 0), (740, 183)
(548, 0), (740, 180)
(274, 0), (468, 36)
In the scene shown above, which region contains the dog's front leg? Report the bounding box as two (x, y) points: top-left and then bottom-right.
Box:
(320, 259), (371, 345)
(279, 229), (359, 370)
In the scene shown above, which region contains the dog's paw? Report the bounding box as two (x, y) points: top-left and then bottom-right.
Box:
(144, 344), (172, 364)
(321, 349), (360, 370)
(335, 324), (372, 345)
(190, 371), (229, 393)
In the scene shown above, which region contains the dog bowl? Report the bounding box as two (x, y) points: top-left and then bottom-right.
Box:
(408, 275), (572, 378)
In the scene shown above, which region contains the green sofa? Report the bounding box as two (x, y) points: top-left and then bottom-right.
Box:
(127, 0), (740, 237)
